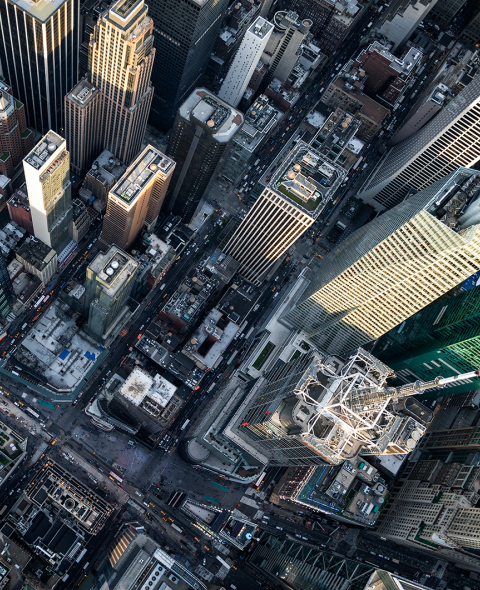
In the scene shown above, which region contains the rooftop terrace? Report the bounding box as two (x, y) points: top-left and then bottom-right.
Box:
(25, 131), (64, 171)
(269, 141), (345, 217)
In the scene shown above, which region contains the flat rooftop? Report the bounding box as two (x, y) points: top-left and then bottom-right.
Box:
(89, 246), (139, 297)
(25, 130), (64, 170)
(180, 88), (244, 143)
(67, 79), (99, 107)
(235, 95), (281, 153)
(119, 367), (177, 408)
(16, 237), (55, 270)
(112, 146), (174, 205)
(269, 141), (345, 218)
(9, 0), (70, 23)
(249, 16), (274, 40)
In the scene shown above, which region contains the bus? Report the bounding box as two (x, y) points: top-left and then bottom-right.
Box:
(171, 523), (182, 533)
(0, 333), (6, 342)
(109, 471), (123, 483)
(26, 407), (40, 419)
(180, 419), (190, 431)
(255, 472), (266, 487)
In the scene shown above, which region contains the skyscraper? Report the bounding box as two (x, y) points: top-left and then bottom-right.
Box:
(64, 80), (102, 176)
(99, 146), (175, 252)
(23, 131), (72, 253)
(0, 0), (79, 134)
(84, 246), (139, 343)
(218, 17), (273, 108)
(224, 347), (464, 467)
(377, 0), (438, 50)
(261, 11), (312, 83)
(87, 0), (155, 166)
(165, 89), (243, 223)
(358, 74), (480, 211)
(224, 141), (345, 284)
(147, 0), (229, 130)
(0, 79), (34, 179)
(371, 286), (480, 395)
(282, 168), (480, 356)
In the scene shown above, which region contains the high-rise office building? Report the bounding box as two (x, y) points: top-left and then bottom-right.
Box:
(99, 146), (175, 252)
(460, 8), (480, 47)
(371, 286), (480, 395)
(223, 348), (440, 467)
(358, 74), (480, 211)
(147, 0), (229, 130)
(0, 79), (34, 179)
(289, 0), (362, 56)
(261, 11), (312, 84)
(0, 0), (79, 134)
(166, 89), (243, 223)
(23, 131), (72, 253)
(87, 0), (155, 166)
(84, 246), (139, 343)
(421, 426), (480, 453)
(225, 141), (345, 284)
(64, 79), (102, 176)
(430, 0), (467, 25)
(218, 17), (273, 108)
(377, 0), (438, 50)
(282, 169), (480, 356)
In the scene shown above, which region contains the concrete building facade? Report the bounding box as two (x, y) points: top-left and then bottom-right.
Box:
(358, 73), (480, 211)
(64, 79), (102, 177)
(377, 0), (439, 50)
(99, 146), (175, 252)
(89, 0), (155, 165)
(23, 131), (73, 253)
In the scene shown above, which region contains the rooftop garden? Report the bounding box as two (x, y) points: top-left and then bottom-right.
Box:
(0, 152), (10, 162)
(277, 177), (322, 212)
(21, 129), (32, 138)
(253, 341), (275, 371)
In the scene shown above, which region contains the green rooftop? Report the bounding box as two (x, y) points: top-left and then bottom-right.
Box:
(0, 152), (10, 162)
(21, 128), (32, 138)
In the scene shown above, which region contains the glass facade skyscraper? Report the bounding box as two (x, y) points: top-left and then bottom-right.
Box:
(0, 0), (79, 134)
(371, 285), (480, 396)
(147, 0), (229, 130)
(282, 168), (480, 356)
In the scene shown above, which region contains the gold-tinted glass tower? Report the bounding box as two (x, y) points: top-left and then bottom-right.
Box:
(89, 0), (155, 165)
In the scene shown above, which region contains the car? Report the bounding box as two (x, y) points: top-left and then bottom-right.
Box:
(276, 526), (283, 530)
(273, 292), (279, 298)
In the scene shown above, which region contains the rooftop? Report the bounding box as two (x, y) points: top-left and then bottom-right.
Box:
(183, 308), (239, 369)
(233, 95), (281, 153)
(87, 149), (127, 188)
(16, 237), (56, 270)
(9, 0), (70, 23)
(112, 145), (174, 205)
(89, 246), (139, 297)
(331, 77), (390, 124)
(119, 367), (177, 408)
(269, 141), (346, 217)
(67, 78), (99, 106)
(180, 88), (244, 143)
(249, 16), (274, 40)
(24, 130), (64, 170)
(311, 108), (361, 166)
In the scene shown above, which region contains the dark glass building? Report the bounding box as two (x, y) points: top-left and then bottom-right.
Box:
(165, 88), (243, 223)
(371, 285), (480, 396)
(148, 0), (229, 130)
(0, 253), (14, 320)
(0, 0), (79, 135)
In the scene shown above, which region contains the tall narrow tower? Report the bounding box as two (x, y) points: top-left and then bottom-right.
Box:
(88, 0), (155, 165)
(23, 131), (72, 253)
(166, 89), (244, 223)
(0, 0), (79, 134)
(218, 17), (274, 108)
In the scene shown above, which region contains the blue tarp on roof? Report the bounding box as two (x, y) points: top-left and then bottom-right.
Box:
(99, 346), (105, 351)
(84, 351), (96, 361)
(59, 349), (70, 360)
